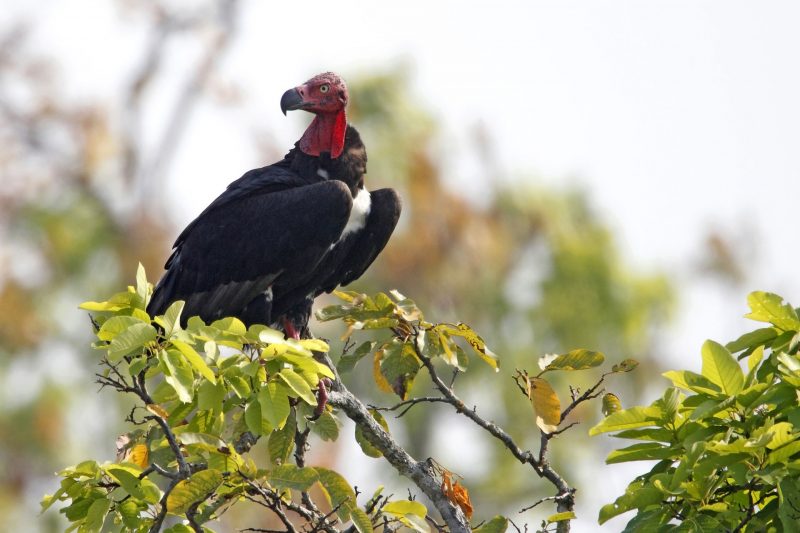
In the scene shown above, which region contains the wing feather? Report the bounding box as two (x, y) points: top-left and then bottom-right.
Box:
(148, 177), (353, 324)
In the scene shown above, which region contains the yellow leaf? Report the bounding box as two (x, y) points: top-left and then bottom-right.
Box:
(431, 323), (499, 371)
(436, 330), (458, 366)
(129, 444), (149, 469)
(373, 350), (394, 394)
(333, 290), (357, 303)
(146, 404), (169, 419)
(602, 393), (622, 416)
(547, 511), (576, 522)
(530, 377), (561, 433)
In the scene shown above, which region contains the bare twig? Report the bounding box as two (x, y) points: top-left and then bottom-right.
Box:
(519, 495), (558, 513)
(370, 396), (452, 418)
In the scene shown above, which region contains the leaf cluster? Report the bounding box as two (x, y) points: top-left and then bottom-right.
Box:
(42, 266), (428, 533)
(591, 291), (800, 532)
(317, 290), (499, 402)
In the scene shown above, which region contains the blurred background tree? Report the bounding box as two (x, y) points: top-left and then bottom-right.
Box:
(1, 0), (773, 530)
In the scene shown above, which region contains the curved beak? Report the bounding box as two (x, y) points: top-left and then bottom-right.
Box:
(280, 87), (306, 115)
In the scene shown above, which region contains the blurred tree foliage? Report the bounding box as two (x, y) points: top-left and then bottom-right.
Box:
(343, 71), (674, 512)
(0, 2), (235, 531)
(1, 2), (673, 530)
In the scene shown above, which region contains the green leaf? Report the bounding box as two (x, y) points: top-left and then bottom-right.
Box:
(356, 409), (389, 458)
(269, 464), (319, 492)
(378, 341), (421, 400)
(434, 323), (499, 371)
(473, 516), (508, 533)
(766, 422), (796, 450)
(547, 511), (576, 522)
(544, 349), (605, 371)
(598, 483), (662, 524)
(311, 411), (340, 442)
(278, 368), (316, 405)
(748, 345), (766, 373)
(688, 398), (731, 421)
(79, 291), (133, 312)
(259, 381), (291, 429)
(97, 316), (144, 342)
(338, 341), (374, 373)
(159, 349), (195, 403)
(280, 353), (335, 382)
(298, 338), (329, 353)
(350, 507), (373, 533)
(117, 499), (146, 529)
(707, 433), (773, 454)
(269, 410), (296, 465)
(746, 291), (800, 331)
(156, 300), (184, 338)
(768, 440), (800, 465)
(315, 304), (352, 322)
(41, 489), (65, 513)
(163, 525), (194, 533)
(63, 496), (93, 521)
(210, 316), (247, 336)
(590, 406), (662, 436)
(128, 356), (148, 377)
(380, 500), (430, 533)
(244, 397), (264, 436)
(256, 326), (287, 345)
(611, 359), (639, 373)
(135, 263), (149, 307)
(174, 431), (226, 450)
(701, 340), (744, 395)
(606, 442), (675, 464)
(106, 466), (161, 504)
(727, 327), (778, 353)
(662, 370), (721, 396)
(618, 508), (671, 532)
(108, 323), (157, 362)
(197, 379), (225, 414)
(779, 477), (800, 530)
(612, 428), (674, 442)
(83, 497), (110, 533)
(316, 467), (357, 521)
(171, 339), (216, 384)
(166, 469), (223, 515)
(225, 373), (251, 399)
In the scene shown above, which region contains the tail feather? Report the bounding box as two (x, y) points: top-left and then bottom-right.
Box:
(147, 267), (179, 317)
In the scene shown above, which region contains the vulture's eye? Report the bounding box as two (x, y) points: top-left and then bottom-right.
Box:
(319, 84), (330, 93)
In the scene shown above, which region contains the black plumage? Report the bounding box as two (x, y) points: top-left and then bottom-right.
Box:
(147, 124), (401, 337)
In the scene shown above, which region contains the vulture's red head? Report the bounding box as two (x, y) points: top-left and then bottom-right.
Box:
(281, 72), (349, 158)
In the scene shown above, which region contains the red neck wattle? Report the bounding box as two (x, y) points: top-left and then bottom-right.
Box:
(299, 109), (347, 159)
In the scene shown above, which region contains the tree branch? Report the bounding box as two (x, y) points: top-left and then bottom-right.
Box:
(412, 345), (576, 531)
(325, 367), (470, 532)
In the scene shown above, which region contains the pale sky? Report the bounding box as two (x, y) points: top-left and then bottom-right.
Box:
(9, 1), (800, 530)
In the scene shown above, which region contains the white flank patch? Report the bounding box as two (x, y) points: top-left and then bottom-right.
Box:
(341, 187), (371, 238)
(317, 168), (329, 179)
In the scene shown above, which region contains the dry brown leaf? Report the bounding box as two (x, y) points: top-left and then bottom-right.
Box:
(442, 470), (473, 519)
